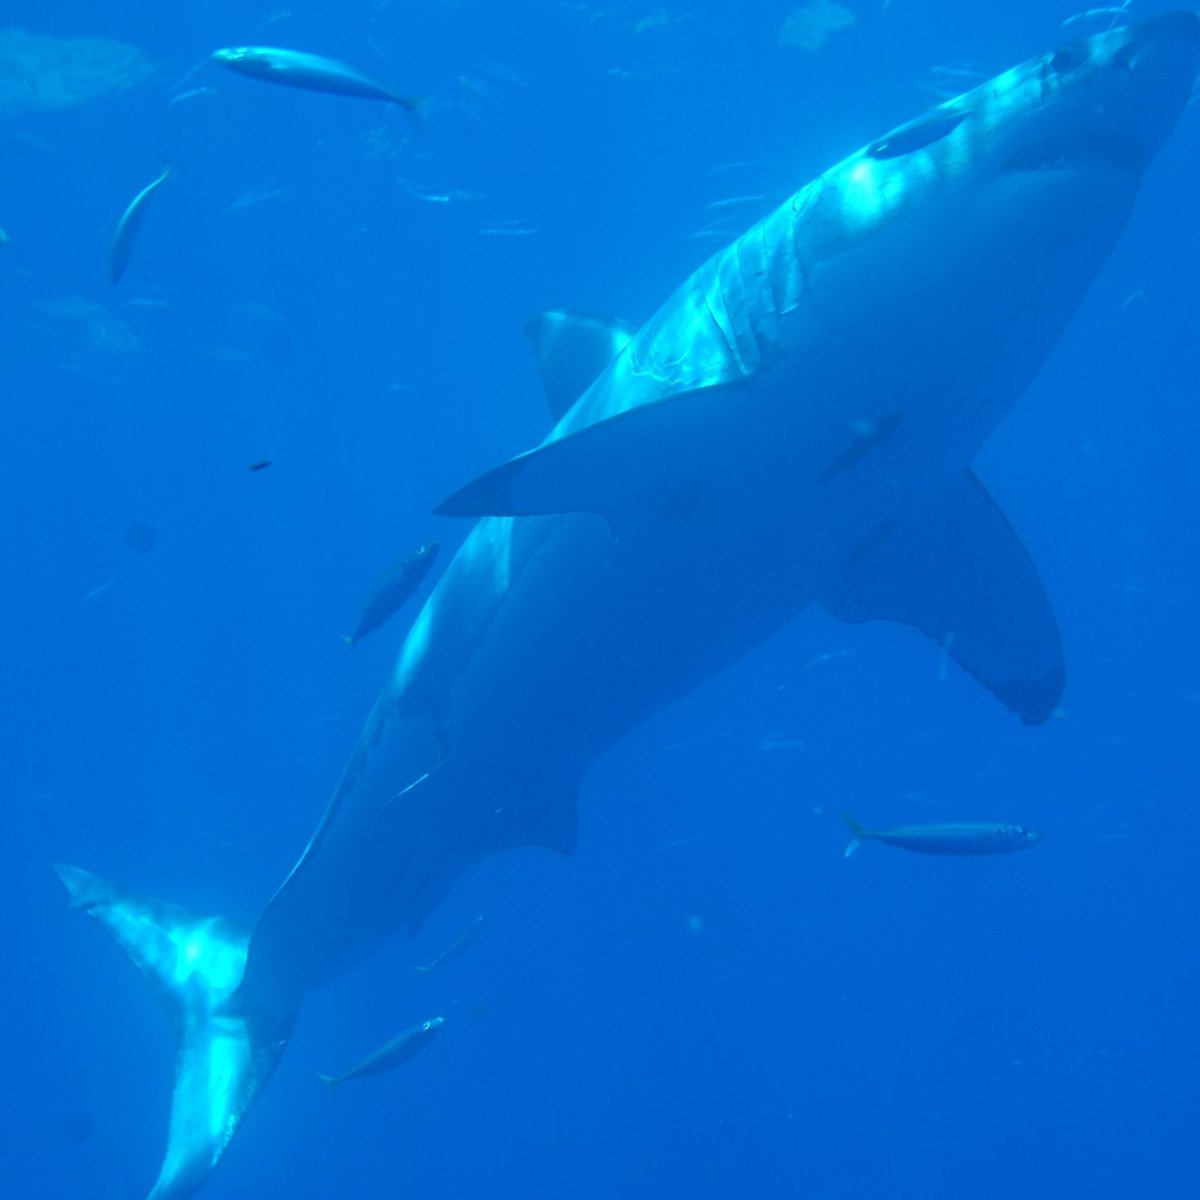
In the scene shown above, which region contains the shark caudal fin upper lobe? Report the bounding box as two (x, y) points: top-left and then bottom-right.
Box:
(53, 864), (294, 1200)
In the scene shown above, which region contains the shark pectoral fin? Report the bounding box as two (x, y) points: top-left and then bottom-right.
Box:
(820, 469), (1064, 725)
(54, 864), (293, 1200)
(435, 382), (745, 519)
(524, 310), (636, 421)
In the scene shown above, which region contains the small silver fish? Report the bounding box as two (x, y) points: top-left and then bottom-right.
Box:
(344, 540), (440, 646)
(168, 85), (217, 107)
(703, 194), (766, 211)
(413, 914), (485, 974)
(842, 812), (1042, 857)
(316, 1017), (444, 1091)
(477, 223), (538, 237)
(686, 223), (736, 243)
(1062, 4), (1132, 32)
(110, 166), (170, 286)
(212, 46), (423, 111)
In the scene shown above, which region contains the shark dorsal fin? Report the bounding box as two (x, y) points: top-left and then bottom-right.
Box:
(524, 310), (636, 422)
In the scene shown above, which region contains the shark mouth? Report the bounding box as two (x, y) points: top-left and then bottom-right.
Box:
(1004, 130), (1142, 175)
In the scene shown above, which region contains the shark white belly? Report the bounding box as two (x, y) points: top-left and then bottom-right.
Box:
(55, 14), (1199, 1199)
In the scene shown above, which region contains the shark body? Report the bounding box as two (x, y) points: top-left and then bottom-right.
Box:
(57, 14), (1199, 1198)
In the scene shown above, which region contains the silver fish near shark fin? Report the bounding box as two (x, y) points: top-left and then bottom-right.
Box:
(524, 310), (637, 421)
(53, 864), (292, 1200)
(343, 540), (441, 646)
(316, 1016), (445, 1091)
(820, 469), (1064, 725)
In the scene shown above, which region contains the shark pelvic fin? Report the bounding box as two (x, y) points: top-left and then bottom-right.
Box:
(53, 864), (294, 1200)
(820, 469), (1065, 725)
(524, 310), (636, 422)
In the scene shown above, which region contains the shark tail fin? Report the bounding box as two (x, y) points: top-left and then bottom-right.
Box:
(53, 863), (294, 1200)
(315, 1072), (340, 1093)
(841, 812), (868, 858)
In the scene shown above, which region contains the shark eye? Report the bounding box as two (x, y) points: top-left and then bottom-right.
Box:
(1049, 47), (1082, 75)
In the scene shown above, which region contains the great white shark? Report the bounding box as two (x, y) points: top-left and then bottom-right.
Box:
(56, 14), (1198, 1198)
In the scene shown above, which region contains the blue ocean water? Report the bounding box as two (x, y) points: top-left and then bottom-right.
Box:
(2, 1), (1198, 1197)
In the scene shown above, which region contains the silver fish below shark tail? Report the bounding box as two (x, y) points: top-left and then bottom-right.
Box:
(53, 865), (293, 1200)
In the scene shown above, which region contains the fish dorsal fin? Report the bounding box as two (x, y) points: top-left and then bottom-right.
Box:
(821, 469), (1064, 725)
(524, 310), (636, 422)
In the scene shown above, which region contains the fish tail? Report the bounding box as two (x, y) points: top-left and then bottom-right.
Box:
(316, 1073), (339, 1093)
(53, 863), (294, 1200)
(412, 963), (433, 974)
(841, 811), (867, 858)
(340, 634), (355, 647)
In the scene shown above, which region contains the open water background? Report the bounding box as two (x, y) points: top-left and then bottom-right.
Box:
(1, 2), (1197, 1196)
